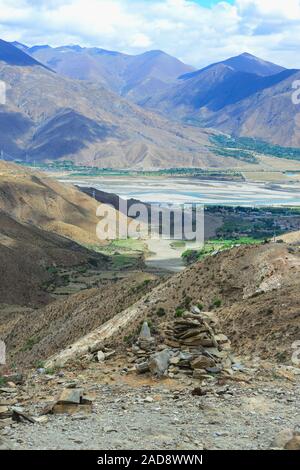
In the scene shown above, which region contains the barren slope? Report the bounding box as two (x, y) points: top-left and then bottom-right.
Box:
(0, 210), (107, 307)
(0, 161), (124, 245)
(0, 272), (159, 365)
(41, 242), (300, 368)
(0, 40), (223, 169)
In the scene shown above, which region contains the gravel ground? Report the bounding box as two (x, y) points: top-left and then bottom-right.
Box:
(3, 371), (300, 450)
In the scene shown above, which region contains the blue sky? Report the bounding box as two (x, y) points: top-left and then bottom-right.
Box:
(0, 1), (300, 68)
(194, 0), (234, 5)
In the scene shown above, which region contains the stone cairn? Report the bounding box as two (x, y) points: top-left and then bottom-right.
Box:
(129, 306), (235, 381)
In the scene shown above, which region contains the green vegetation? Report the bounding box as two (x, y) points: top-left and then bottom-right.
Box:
(21, 336), (40, 352)
(170, 240), (186, 249)
(86, 238), (146, 256)
(18, 161), (243, 180)
(211, 135), (300, 162)
(182, 237), (263, 264)
(111, 254), (139, 270)
(124, 334), (134, 344)
(46, 266), (58, 275)
(157, 307), (166, 317)
(175, 307), (185, 318)
(212, 298), (222, 308)
(35, 360), (45, 369)
(84, 238), (146, 271)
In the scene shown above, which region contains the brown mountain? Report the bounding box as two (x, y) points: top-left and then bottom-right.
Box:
(2, 40), (300, 167)
(39, 240), (300, 369)
(142, 53), (300, 148)
(0, 39), (229, 169)
(0, 161), (109, 245)
(0, 209), (106, 307)
(24, 45), (194, 103)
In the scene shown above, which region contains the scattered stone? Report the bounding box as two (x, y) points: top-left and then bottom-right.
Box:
(285, 435), (300, 450)
(58, 388), (83, 404)
(193, 370), (210, 380)
(191, 356), (216, 370)
(46, 386), (94, 416)
(272, 428), (294, 448)
(11, 407), (35, 424)
(104, 350), (116, 359)
(1, 373), (23, 385)
(65, 381), (79, 389)
(52, 403), (92, 416)
(0, 406), (12, 419)
(191, 306), (201, 315)
(0, 418), (13, 428)
(191, 387), (208, 396)
(148, 349), (172, 377)
(33, 416), (49, 424)
(127, 309), (235, 384)
(97, 351), (105, 363)
(89, 341), (104, 354)
(0, 436), (14, 450)
(137, 321), (156, 351)
(6, 382), (16, 388)
(144, 396), (154, 403)
(135, 362), (149, 374)
(103, 426), (118, 433)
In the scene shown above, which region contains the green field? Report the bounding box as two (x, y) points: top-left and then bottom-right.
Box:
(210, 135), (300, 162)
(182, 237), (263, 264)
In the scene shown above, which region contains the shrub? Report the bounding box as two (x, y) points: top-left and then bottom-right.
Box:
(157, 307), (166, 317)
(175, 308), (184, 318)
(213, 298), (222, 308)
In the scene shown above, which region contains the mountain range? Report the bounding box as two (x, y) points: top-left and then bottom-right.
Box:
(0, 40), (218, 169)
(1, 39), (300, 167)
(142, 53), (300, 147)
(13, 42), (194, 103)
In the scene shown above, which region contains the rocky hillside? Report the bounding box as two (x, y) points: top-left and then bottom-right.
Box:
(25, 45), (194, 103)
(0, 272), (159, 365)
(3, 241), (298, 368)
(0, 161), (125, 245)
(142, 53), (300, 148)
(0, 210), (107, 307)
(0, 39), (223, 169)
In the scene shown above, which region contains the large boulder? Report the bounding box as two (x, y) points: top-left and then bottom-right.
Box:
(148, 349), (172, 377)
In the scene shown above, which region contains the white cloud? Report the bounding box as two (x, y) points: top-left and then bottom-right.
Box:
(0, 0), (300, 68)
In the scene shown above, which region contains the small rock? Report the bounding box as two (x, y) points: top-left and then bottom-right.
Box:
(149, 349), (171, 377)
(285, 434), (300, 450)
(97, 351), (105, 363)
(144, 396), (154, 403)
(139, 321), (152, 340)
(191, 387), (208, 397)
(191, 306), (201, 315)
(52, 403), (92, 416)
(33, 416), (49, 424)
(135, 362), (149, 374)
(272, 428), (294, 448)
(191, 356), (216, 370)
(58, 388), (83, 404)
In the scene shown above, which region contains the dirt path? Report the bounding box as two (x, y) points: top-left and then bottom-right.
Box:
(145, 239), (186, 272)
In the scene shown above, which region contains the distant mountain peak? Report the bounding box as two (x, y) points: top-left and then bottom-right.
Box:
(28, 45), (51, 54)
(179, 52), (286, 81)
(239, 52), (256, 57)
(221, 52), (286, 76)
(0, 39), (48, 68)
(141, 50), (166, 57)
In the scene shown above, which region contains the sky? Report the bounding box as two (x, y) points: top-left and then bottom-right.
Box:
(0, 0), (300, 69)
